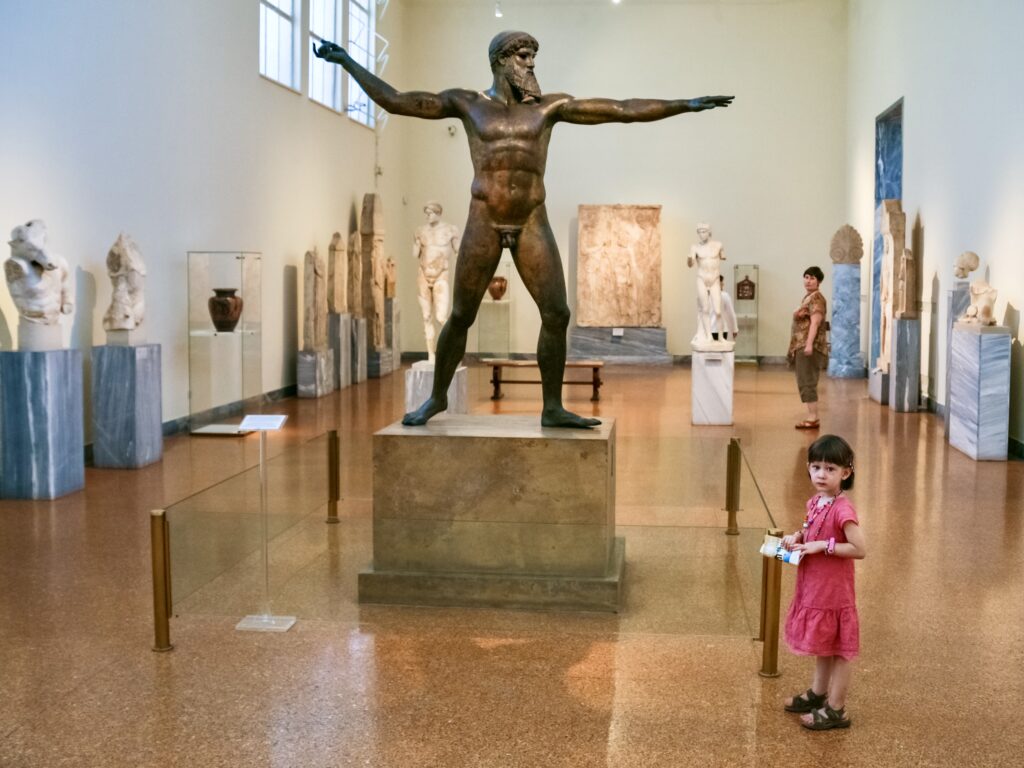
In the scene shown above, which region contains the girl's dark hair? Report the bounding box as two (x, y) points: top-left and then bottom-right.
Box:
(808, 434), (855, 489)
(804, 266), (825, 282)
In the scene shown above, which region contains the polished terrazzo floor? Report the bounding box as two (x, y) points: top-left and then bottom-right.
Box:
(1, 363), (1022, 767)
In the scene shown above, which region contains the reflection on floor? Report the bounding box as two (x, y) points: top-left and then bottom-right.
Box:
(1, 363), (1022, 767)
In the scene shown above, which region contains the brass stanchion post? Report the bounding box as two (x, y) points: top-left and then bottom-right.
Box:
(326, 429), (340, 524)
(725, 437), (741, 535)
(150, 509), (174, 652)
(759, 526), (784, 677)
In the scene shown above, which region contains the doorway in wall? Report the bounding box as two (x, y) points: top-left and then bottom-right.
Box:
(871, 99), (903, 368)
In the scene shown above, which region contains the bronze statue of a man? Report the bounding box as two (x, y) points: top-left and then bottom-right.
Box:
(315, 31), (733, 428)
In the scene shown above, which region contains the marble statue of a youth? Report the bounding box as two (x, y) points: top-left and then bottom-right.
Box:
(315, 31), (733, 427)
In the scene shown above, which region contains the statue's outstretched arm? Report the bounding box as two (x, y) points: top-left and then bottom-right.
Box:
(313, 41), (457, 119)
(558, 95), (733, 125)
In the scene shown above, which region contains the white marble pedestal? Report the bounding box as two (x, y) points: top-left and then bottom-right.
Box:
(868, 367), (889, 405)
(949, 323), (1010, 461)
(404, 361), (468, 415)
(691, 350), (734, 425)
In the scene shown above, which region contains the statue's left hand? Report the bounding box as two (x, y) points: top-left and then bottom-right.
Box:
(312, 39), (345, 60)
(689, 95), (734, 111)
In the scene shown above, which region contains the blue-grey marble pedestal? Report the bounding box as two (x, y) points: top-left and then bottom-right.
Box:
(297, 349), (336, 398)
(949, 323), (1010, 461)
(0, 349), (85, 498)
(368, 348), (395, 378)
(328, 312), (352, 390)
(568, 326), (671, 364)
(944, 283), (970, 437)
(92, 344), (163, 469)
(828, 263), (866, 378)
(868, 367), (889, 405)
(352, 318), (368, 383)
(888, 318), (920, 412)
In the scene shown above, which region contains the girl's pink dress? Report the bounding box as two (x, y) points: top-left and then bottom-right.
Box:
(783, 494), (860, 659)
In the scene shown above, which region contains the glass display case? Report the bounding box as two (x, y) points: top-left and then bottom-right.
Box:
(732, 264), (758, 363)
(476, 259), (512, 358)
(187, 252), (262, 433)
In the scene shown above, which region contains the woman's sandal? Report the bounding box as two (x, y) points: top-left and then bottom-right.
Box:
(784, 688), (828, 713)
(801, 704), (852, 730)
(795, 419), (820, 430)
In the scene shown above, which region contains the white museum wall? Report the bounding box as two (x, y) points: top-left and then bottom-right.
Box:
(0, 0), (406, 427)
(845, 0), (1024, 442)
(391, 0), (848, 360)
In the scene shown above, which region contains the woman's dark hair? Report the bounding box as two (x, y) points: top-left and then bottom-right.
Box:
(804, 266), (825, 282)
(807, 434), (855, 489)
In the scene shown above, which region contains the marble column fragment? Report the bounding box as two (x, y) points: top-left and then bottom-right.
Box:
(948, 323), (1010, 461)
(944, 282), (971, 437)
(827, 263), (866, 378)
(0, 349), (84, 499)
(92, 344), (163, 468)
(888, 317), (920, 413)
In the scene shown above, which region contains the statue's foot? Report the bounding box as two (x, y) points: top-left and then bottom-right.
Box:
(541, 407), (601, 429)
(401, 397), (447, 426)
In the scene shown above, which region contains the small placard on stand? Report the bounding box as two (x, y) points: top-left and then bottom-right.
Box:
(235, 414), (296, 633)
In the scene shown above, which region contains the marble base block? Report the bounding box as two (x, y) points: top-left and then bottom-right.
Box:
(0, 349), (84, 499)
(888, 318), (921, 413)
(92, 344), (163, 469)
(297, 349), (336, 398)
(384, 297), (394, 348)
(868, 367), (889, 405)
(828, 263), (867, 378)
(691, 350), (734, 425)
(944, 283), (971, 437)
(367, 348), (394, 378)
(328, 313), (352, 390)
(405, 361), (468, 415)
(568, 326), (671, 364)
(949, 324), (1010, 461)
(105, 329), (147, 346)
(351, 318), (368, 383)
(390, 301), (401, 362)
(17, 321), (62, 351)
(477, 301), (510, 357)
(360, 415), (624, 612)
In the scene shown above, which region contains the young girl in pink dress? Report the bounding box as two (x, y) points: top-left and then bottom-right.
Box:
(781, 434), (867, 730)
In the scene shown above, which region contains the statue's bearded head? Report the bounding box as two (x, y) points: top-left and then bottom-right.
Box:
(489, 31), (541, 102)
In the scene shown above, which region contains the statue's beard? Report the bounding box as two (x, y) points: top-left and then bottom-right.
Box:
(507, 68), (541, 101)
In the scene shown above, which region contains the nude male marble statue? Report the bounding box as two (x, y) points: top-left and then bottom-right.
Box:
(687, 222), (729, 349)
(414, 202), (460, 362)
(315, 31), (732, 426)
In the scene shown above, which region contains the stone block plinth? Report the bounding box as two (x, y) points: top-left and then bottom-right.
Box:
(92, 344), (163, 469)
(568, 326), (671, 364)
(0, 349), (84, 498)
(692, 350), (734, 425)
(868, 367), (889, 405)
(404, 361), (468, 415)
(297, 348), (335, 398)
(328, 312), (352, 390)
(351, 318), (367, 383)
(889, 317), (920, 413)
(949, 323), (1010, 461)
(360, 415), (623, 611)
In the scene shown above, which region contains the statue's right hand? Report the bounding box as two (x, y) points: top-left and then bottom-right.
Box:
(313, 40), (345, 60)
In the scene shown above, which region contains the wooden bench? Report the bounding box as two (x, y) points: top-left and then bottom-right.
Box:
(481, 358), (604, 402)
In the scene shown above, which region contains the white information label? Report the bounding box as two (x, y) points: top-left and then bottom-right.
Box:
(239, 414), (288, 431)
(612, 327), (625, 337)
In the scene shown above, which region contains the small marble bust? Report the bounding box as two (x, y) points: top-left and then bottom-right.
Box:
(954, 251), (980, 280)
(5, 220), (73, 349)
(960, 279), (998, 325)
(102, 233), (146, 332)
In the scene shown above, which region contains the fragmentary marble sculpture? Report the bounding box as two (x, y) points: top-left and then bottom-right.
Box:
(688, 222), (731, 350)
(877, 199), (906, 370)
(385, 257), (397, 298)
(5, 220), (73, 349)
(372, 240), (386, 351)
(328, 231), (347, 314)
(954, 251), (979, 280)
(414, 202), (460, 361)
(102, 233), (146, 332)
(354, 193), (387, 349)
(303, 247), (328, 351)
(830, 224), (864, 264)
(576, 205), (662, 328)
(960, 279), (998, 325)
(347, 229), (361, 317)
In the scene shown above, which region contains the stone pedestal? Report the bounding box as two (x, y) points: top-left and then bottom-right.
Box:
(404, 361), (468, 415)
(367, 348), (394, 378)
(944, 283), (970, 437)
(351, 318), (367, 383)
(297, 349), (335, 398)
(477, 300), (510, 357)
(328, 312), (352, 390)
(92, 344), (163, 469)
(568, 326), (671, 364)
(360, 415), (624, 612)
(889, 317), (920, 413)
(106, 329), (147, 347)
(691, 350), (734, 425)
(949, 324), (1010, 461)
(827, 263), (866, 378)
(868, 367), (889, 405)
(17, 322), (62, 351)
(0, 349), (84, 499)
(388, 298), (401, 363)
